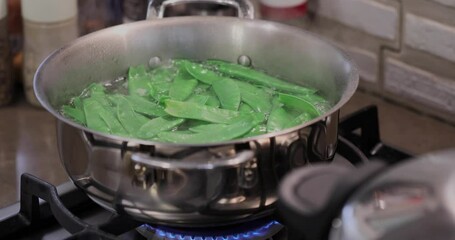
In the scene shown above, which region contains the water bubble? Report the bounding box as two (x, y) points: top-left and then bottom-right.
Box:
(149, 56), (161, 68)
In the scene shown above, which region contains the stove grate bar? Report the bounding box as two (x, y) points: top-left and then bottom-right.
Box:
(0, 173), (90, 237)
(339, 105), (411, 163)
(0, 173), (141, 239)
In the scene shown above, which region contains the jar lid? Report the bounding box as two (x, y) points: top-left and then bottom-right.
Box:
(0, 0), (7, 19)
(260, 0), (307, 8)
(21, 0), (77, 23)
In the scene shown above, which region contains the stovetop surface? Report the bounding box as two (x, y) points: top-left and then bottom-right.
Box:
(0, 183), (287, 240)
(0, 106), (411, 240)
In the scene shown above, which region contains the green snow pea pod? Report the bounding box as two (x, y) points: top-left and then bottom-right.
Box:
(135, 112), (152, 125)
(94, 95), (111, 108)
(169, 77), (199, 101)
(185, 119), (210, 129)
(85, 83), (106, 96)
(128, 65), (151, 97)
(72, 96), (83, 110)
(116, 96), (150, 135)
(172, 59), (194, 70)
(150, 65), (177, 82)
(138, 116), (185, 139)
(207, 60), (316, 95)
(187, 95), (209, 105)
(62, 105), (86, 125)
(243, 124), (267, 138)
(173, 59), (194, 79)
(149, 81), (171, 102)
(82, 97), (110, 133)
(156, 132), (192, 143)
(158, 117), (254, 143)
(212, 78), (241, 110)
(98, 106), (128, 135)
(172, 59), (189, 68)
(107, 95), (122, 105)
(295, 93), (326, 104)
(205, 92), (220, 108)
(239, 103), (254, 114)
(164, 100), (239, 124)
(125, 95), (167, 117)
(267, 107), (295, 133)
(109, 95), (167, 117)
(296, 93), (331, 113)
(235, 111), (266, 125)
(239, 107), (268, 128)
(185, 61), (221, 85)
(62, 97), (86, 125)
(129, 64), (147, 78)
(251, 112), (266, 125)
(287, 112), (312, 128)
(194, 83), (211, 93)
(235, 80), (272, 113)
(189, 123), (226, 133)
(278, 93), (320, 118)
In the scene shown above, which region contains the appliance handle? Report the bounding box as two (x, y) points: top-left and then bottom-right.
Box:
(147, 0), (255, 19)
(131, 150), (255, 170)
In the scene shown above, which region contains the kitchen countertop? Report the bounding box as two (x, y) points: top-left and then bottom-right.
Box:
(0, 97), (66, 208)
(0, 90), (454, 208)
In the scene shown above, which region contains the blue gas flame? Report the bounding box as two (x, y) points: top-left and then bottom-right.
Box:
(143, 221), (281, 240)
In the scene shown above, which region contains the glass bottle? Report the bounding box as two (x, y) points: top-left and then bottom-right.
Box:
(78, 0), (122, 35)
(7, 0), (23, 87)
(0, 0), (12, 106)
(123, 0), (148, 23)
(259, 0), (308, 20)
(21, 0), (79, 106)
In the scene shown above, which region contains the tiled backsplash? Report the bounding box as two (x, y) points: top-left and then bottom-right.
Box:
(278, 0), (455, 123)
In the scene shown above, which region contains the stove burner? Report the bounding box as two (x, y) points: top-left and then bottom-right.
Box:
(137, 221), (283, 240)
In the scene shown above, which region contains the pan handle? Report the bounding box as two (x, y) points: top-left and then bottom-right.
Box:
(146, 0), (255, 19)
(130, 150), (255, 170)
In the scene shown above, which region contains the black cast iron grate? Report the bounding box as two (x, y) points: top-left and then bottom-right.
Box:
(0, 173), (141, 239)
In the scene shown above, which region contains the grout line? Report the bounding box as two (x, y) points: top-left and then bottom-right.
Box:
(377, 0), (404, 89)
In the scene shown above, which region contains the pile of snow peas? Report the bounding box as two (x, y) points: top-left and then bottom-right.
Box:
(61, 59), (330, 143)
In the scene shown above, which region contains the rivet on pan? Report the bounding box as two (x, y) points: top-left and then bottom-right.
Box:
(332, 218), (342, 229)
(238, 55), (252, 67)
(149, 57), (161, 68)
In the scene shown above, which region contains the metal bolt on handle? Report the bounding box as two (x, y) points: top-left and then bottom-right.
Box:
(147, 0), (255, 19)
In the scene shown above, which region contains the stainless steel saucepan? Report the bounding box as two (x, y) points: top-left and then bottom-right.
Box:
(34, 0), (358, 227)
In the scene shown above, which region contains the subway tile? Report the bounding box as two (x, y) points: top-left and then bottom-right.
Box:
(385, 58), (455, 115)
(429, 0), (455, 8)
(340, 46), (378, 82)
(405, 13), (455, 63)
(318, 0), (398, 40)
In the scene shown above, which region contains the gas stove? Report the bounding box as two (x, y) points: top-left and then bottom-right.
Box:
(0, 106), (411, 240)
